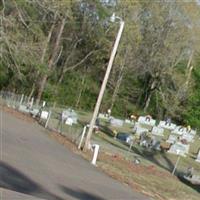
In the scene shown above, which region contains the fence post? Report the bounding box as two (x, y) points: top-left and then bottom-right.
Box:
(172, 150), (181, 176)
(45, 111), (52, 128)
(19, 94), (24, 106)
(91, 144), (100, 166)
(78, 125), (87, 149)
(30, 97), (34, 109)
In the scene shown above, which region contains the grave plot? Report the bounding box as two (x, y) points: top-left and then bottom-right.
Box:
(168, 142), (190, 157)
(171, 126), (186, 136)
(29, 108), (40, 116)
(98, 113), (109, 120)
(18, 104), (30, 113)
(158, 121), (176, 131)
(180, 132), (195, 143)
(109, 118), (124, 127)
(151, 136), (161, 150)
(138, 116), (156, 128)
(151, 126), (164, 137)
(62, 109), (78, 125)
(40, 110), (49, 120)
(166, 134), (178, 144)
(133, 122), (149, 136)
(195, 150), (200, 163)
(124, 119), (135, 125)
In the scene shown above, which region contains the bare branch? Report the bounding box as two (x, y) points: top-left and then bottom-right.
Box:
(63, 50), (97, 73)
(5, 39), (21, 77)
(64, 38), (82, 66)
(53, 45), (63, 65)
(13, 0), (29, 29)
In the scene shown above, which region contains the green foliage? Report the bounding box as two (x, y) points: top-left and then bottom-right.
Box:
(183, 67), (200, 129)
(1, 0), (200, 130)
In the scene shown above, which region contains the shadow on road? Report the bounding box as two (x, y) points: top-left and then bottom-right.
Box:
(59, 185), (106, 200)
(0, 161), (63, 200)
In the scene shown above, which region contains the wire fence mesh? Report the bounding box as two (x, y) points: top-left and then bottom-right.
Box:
(2, 90), (200, 176)
(0, 90), (137, 157)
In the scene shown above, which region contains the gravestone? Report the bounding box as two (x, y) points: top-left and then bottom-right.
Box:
(195, 150), (200, 163)
(62, 109), (78, 124)
(138, 116), (156, 127)
(30, 108), (39, 116)
(168, 142), (190, 157)
(181, 132), (195, 143)
(158, 121), (176, 131)
(151, 138), (161, 150)
(40, 111), (49, 120)
(133, 123), (149, 136)
(110, 118), (124, 127)
(98, 113), (108, 120)
(18, 105), (30, 113)
(125, 119), (134, 125)
(171, 126), (185, 136)
(166, 135), (178, 144)
(65, 117), (73, 126)
(152, 126), (164, 137)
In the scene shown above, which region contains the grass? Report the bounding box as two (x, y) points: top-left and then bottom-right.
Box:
(97, 149), (200, 200)
(83, 117), (200, 199)
(2, 98), (200, 200)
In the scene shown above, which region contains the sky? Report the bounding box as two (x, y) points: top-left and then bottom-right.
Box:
(197, 0), (200, 5)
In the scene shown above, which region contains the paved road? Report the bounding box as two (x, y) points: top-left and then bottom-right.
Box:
(0, 110), (149, 200)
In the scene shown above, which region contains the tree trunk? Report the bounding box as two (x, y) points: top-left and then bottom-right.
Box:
(28, 84), (35, 101)
(185, 65), (194, 88)
(186, 52), (193, 70)
(31, 20), (56, 104)
(143, 79), (157, 112)
(75, 73), (86, 108)
(36, 74), (48, 105)
(110, 69), (124, 111)
(143, 92), (152, 113)
(36, 17), (66, 104)
(185, 52), (193, 90)
(58, 73), (64, 85)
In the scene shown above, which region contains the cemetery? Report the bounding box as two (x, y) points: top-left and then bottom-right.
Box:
(97, 111), (200, 172)
(1, 91), (200, 199)
(1, 91), (200, 164)
(2, 1), (200, 199)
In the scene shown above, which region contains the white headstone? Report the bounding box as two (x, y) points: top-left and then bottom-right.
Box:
(168, 142), (189, 157)
(98, 113), (108, 120)
(138, 116), (156, 127)
(42, 101), (46, 107)
(166, 135), (178, 144)
(18, 105), (29, 113)
(195, 150), (200, 163)
(65, 117), (73, 126)
(181, 132), (195, 143)
(158, 121), (176, 131)
(110, 118), (124, 127)
(134, 123), (148, 136)
(171, 126), (185, 136)
(152, 126), (164, 137)
(61, 109), (78, 124)
(40, 111), (49, 120)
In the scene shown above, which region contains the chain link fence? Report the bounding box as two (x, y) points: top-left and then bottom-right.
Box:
(2, 90), (200, 177)
(0, 90), (135, 157)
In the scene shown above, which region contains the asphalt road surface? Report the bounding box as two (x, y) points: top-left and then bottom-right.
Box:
(0, 110), (149, 200)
